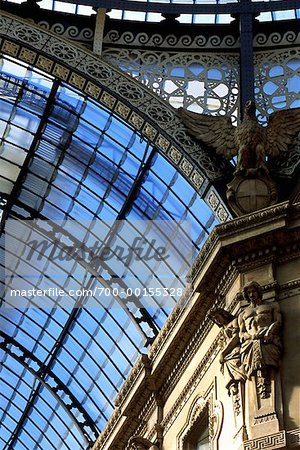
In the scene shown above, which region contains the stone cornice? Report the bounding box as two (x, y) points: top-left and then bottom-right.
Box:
(187, 201), (292, 285)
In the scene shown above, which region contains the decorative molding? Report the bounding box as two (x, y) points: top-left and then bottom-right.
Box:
(140, 205), (299, 410)
(231, 252), (276, 276)
(95, 357), (150, 449)
(104, 29), (300, 51)
(277, 240), (300, 264)
(215, 201), (290, 234)
(254, 46), (300, 178)
(135, 395), (156, 443)
(211, 399), (224, 450)
(102, 48), (239, 123)
(93, 408), (123, 450)
(94, 201), (300, 449)
(177, 396), (209, 450)
(127, 436), (157, 450)
(159, 310), (213, 400)
(214, 264), (239, 299)
(287, 428), (300, 447)
(133, 292), (225, 410)
(147, 283), (193, 361)
(138, 394), (156, 425)
(253, 413), (277, 425)
(104, 30), (240, 50)
(253, 31), (300, 48)
(187, 202), (290, 283)
(142, 204), (300, 409)
(243, 431), (286, 450)
(114, 355), (149, 408)
(206, 188), (230, 223)
(31, 20), (94, 42)
(279, 279), (300, 299)
(161, 335), (220, 433)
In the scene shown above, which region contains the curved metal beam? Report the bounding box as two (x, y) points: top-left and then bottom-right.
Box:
(0, 10), (230, 193)
(0, 330), (99, 445)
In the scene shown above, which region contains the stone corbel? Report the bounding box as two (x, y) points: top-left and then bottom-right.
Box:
(128, 436), (159, 450)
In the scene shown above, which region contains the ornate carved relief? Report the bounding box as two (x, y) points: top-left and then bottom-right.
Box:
(206, 188), (230, 223)
(208, 307), (247, 443)
(287, 428), (300, 447)
(243, 430), (286, 450)
(177, 396), (208, 450)
(161, 336), (220, 434)
(239, 282), (281, 386)
(211, 400), (224, 450)
(209, 281), (283, 444)
(208, 309), (245, 391)
(189, 397), (207, 429)
(177, 395), (224, 450)
(93, 202), (300, 450)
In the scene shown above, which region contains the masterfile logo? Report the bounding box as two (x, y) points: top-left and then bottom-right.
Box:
(4, 218), (193, 309)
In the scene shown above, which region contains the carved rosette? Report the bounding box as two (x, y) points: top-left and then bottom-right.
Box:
(227, 174), (278, 217)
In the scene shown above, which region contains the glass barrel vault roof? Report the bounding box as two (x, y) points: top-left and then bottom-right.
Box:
(0, 55), (218, 449)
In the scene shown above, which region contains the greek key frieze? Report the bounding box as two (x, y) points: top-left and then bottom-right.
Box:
(243, 431), (286, 450)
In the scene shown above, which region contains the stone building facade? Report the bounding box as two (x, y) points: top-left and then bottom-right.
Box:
(94, 201), (300, 450)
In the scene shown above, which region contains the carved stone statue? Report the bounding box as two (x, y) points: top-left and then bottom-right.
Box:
(208, 308), (246, 393)
(179, 101), (300, 176)
(179, 102), (300, 215)
(209, 282), (282, 400)
(209, 281), (282, 440)
(238, 282), (281, 389)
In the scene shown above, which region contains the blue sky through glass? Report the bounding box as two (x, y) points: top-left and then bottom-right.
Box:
(0, 55), (217, 449)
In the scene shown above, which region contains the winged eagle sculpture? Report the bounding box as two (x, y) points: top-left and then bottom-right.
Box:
(179, 100), (300, 176)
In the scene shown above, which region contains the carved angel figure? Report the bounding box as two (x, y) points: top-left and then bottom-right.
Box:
(179, 101), (300, 175)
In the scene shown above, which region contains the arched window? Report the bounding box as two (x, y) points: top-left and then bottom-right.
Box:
(186, 415), (210, 450)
